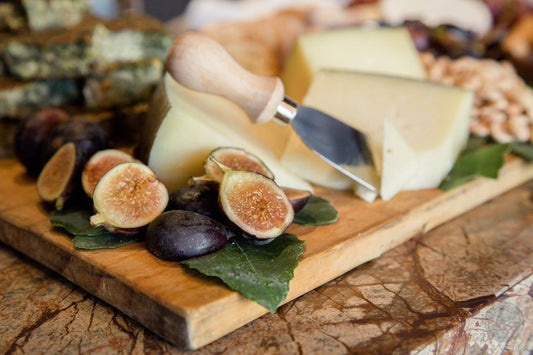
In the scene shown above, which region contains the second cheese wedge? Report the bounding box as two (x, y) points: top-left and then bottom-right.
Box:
(281, 27), (425, 103)
(281, 70), (473, 200)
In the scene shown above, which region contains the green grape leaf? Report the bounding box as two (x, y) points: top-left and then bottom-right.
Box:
(293, 196), (338, 225)
(181, 234), (305, 313)
(511, 142), (533, 161)
(440, 143), (510, 191)
(51, 208), (107, 236)
(73, 234), (142, 250)
(51, 208), (142, 249)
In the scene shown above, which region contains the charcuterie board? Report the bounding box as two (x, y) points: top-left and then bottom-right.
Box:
(1, 155), (532, 349)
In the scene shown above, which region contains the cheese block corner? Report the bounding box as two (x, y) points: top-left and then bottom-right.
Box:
(281, 69), (474, 200)
(281, 26), (426, 103)
(137, 73), (312, 192)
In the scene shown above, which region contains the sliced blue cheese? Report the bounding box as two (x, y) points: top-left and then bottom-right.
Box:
(0, 78), (80, 117)
(83, 58), (164, 109)
(19, 0), (90, 31)
(2, 14), (173, 80)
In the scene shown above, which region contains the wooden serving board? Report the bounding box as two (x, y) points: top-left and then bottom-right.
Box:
(1, 156), (533, 349)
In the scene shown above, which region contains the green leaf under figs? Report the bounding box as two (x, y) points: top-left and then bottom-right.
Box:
(181, 234), (305, 313)
(511, 142), (533, 161)
(51, 208), (141, 250)
(51, 208), (108, 236)
(73, 234), (143, 250)
(293, 196), (338, 226)
(440, 143), (510, 191)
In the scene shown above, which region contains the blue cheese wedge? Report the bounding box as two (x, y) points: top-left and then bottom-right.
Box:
(2, 14), (173, 80)
(19, 0), (90, 31)
(83, 58), (164, 109)
(0, 77), (80, 117)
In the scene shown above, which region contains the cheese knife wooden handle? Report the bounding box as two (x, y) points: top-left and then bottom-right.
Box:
(165, 31), (286, 124)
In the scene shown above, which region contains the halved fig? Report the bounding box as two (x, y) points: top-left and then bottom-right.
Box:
(219, 170), (294, 240)
(36, 142), (82, 210)
(283, 188), (312, 213)
(192, 147), (275, 184)
(90, 162), (168, 232)
(81, 149), (136, 197)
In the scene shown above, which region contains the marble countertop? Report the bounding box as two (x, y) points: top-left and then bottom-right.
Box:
(1, 181), (533, 354)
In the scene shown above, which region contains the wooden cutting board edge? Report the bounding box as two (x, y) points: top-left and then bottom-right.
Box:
(1, 157), (533, 349)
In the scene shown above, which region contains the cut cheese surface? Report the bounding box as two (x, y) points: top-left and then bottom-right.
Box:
(281, 69), (473, 200)
(145, 73), (312, 192)
(381, 117), (417, 200)
(281, 27), (425, 103)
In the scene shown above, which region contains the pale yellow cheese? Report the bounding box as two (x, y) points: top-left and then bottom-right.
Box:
(145, 73), (312, 192)
(281, 27), (425, 103)
(281, 69), (473, 200)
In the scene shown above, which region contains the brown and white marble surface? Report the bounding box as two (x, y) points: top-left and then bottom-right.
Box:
(2, 181), (533, 354)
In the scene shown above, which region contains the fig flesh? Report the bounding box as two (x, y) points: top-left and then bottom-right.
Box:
(14, 108), (70, 176)
(166, 182), (221, 219)
(90, 162), (168, 232)
(36, 142), (82, 210)
(81, 149), (136, 197)
(146, 210), (231, 261)
(193, 147), (275, 184)
(219, 170), (294, 240)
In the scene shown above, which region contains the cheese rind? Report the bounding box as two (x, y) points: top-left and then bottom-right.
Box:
(281, 69), (473, 200)
(281, 27), (426, 103)
(139, 73), (312, 192)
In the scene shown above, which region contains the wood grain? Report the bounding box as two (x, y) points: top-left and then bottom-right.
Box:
(0, 157), (532, 349)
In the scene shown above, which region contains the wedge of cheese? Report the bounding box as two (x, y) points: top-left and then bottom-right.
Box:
(137, 73), (312, 192)
(281, 69), (473, 200)
(281, 27), (425, 103)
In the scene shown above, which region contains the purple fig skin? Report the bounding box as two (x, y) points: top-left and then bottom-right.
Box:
(283, 188), (312, 213)
(41, 120), (110, 166)
(14, 108), (70, 176)
(146, 210), (232, 261)
(166, 182), (222, 220)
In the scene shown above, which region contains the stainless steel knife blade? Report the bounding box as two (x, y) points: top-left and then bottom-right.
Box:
(275, 98), (378, 192)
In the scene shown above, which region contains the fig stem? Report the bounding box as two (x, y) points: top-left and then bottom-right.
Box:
(90, 213), (106, 227)
(208, 156), (231, 174)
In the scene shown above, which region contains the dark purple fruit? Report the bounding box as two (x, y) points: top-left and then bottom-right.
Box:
(41, 120), (110, 165)
(283, 188), (312, 213)
(146, 210), (232, 261)
(166, 182), (221, 219)
(14, 108), (70, 176)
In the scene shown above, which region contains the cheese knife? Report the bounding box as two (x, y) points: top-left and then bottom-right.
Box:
(165, 31), (378, 192)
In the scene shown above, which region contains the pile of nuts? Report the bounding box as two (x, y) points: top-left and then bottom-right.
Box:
(420, 52), (533, 143)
